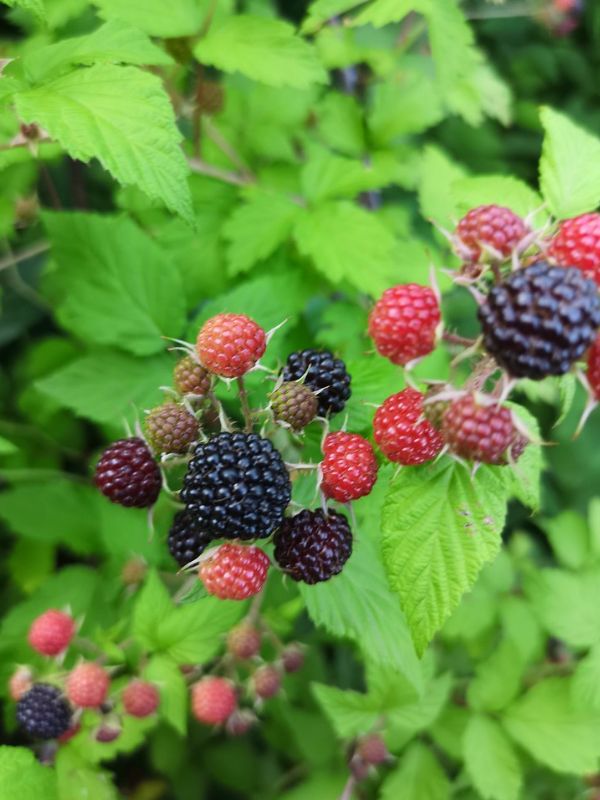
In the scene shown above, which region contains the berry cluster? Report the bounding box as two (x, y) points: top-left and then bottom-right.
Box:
(11, 609), (160, 742)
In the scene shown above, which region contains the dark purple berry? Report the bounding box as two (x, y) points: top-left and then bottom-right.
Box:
(16, 684), (72, 740)
(274, 509), (352, 584)
(94, 437), (161, 508)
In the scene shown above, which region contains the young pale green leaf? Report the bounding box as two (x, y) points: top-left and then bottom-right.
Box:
(45, 213), (185, 355)
(0, 746), (57, 800)
(442, 584), (497, 644)
(92, 0), (205, 37)
(311, 684), (382, 739)
(473, 62), (512, 127)
(380, 742), (450, 800)
(15, 65), (193, 223)
(368, 61), (444, 145)
(385, 674), (451, 750)
(301, 0), (368, 33)
(0, 435), (17, 454)
(315, 92), (365, 156)
(503, 402), (542, 511)
(500, 596), (544, 666)
(571, 644), (600, 712)
(526, 567), (600, 648)
(467, 641), (524, 713)
(133, 570), (245, 663)
(56, 750), (117, 800)
(353, 0), (413, 28)
(382, 460), (509, 655)
(0, 479), (100, 554)
(222, 189), (300, 275)
(463, 715), (522, 800)
(451, 175), (545, 222)
(23, 20), (173, 84)
(540, 106), (600, 219)
(144, 655), (188, 735)
(301, 147), (397, 203)
(538, 510), (589, 570)
(293, 201), (398, 294)
(503, 677), (600, 774)
(418, 145), (468, 228)
(194, 16), (327, 89)
(37, 349), (172, 425)
(299, 532), (422, 691)
(430, 705), (471, 761)
(44, 0), (89, 29)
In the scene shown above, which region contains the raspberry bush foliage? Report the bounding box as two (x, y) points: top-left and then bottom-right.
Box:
(2, 1), (600, 798)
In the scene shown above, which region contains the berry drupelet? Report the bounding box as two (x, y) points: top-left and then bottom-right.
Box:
(478, 261), (600, 380)
(373, 389), (444, 465)
(456, 205), (529, 262)
(94, 437), (161, 508)
(281, 349), (351, 416)
(173, 355), (212, 396)
(180, 433), (291, 541)
(320, 432), (378, 503)
(274, 509), (352, 584)
(270, 381), (318, 431)
(199, 544), (270, 600)
(548, 213), (600, 287)
(196, 313), (266, 378)
(145, 403), (199, 454)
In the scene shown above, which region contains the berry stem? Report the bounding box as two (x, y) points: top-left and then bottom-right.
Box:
(441, 331), (477, 348)
(339, 774), (357, 800)
(237, 377), (254, 433)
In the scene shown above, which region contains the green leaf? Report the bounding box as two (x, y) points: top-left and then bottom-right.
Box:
(15, 65), (193, 223)
(301, 148), (397, 203)
(430, 705), (471, 761)
(37, 349), (172, 424)
(442, 584), (497, 643)
(337, 356), (404, 433)
(463, 715), (522, 800)
(299, 532), (422, 690)
(368, 61), (444, 144)
(23, 20), (173, 84)
(293, 201), (398, 294)
(526, 567), (600, 648)
(0, 0), (45, 21)
(500, 596), (544, 666)
(301, 0), (368, 33)
(503, 677), (600, 774)
(45, 213), (184, 355)
(418, 145), (468, 228)
(311, 683), (382, 739)
(385, 673), (451, 749)
(194, 16), (327, 89)
(382, 460), (509, 655)
(538, 510), (589, 570)
(539, 106), (600, 219)
(0, 479), (100, 554)
(55, 749), (117, 800)
(503, 402), (542, 511)
(571, 644), (600, 712)
(92, 0), (205, 37)
(0, 746), (58, 800)
(315, 92), (365, 156)
(0, 435), (17, 454)
(98, 499), (165, 566)
(380, 742), (450, 800)
(222, 189), (300, 275)
(353, 0), (413, 26)
(467, 641), (524, 713)
(133, 570), (245, 663)
(144, 655), (188, 735)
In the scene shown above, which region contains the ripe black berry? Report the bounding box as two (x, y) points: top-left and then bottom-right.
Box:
(168, 508), (214, 566)
(94, 437), (161, 508)
(180, 433), (291, 540)
(273, 509), (352, 584)
(478, 261), (600, 379)
(281, 350), (351, 416)
(16, 684), (72, 740)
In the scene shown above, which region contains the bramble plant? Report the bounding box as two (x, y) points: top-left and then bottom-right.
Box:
(2, 0), (600, 798)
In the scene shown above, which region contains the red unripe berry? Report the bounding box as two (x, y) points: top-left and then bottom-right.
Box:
(441, 395), (524, 465)
(281, 645), (305, 673)
(227, 624), (262, 660)
(548, 213), (600, 287)
(226, 709), (256, 736)
(191, 677), (236, 725)
(368, 285), (440, 366)
(196, 313), (266, 378)
(587, 334), (600, 401)
(95, 723), (121, 743)
(321, 432), (378, 503)
(252, 664), (281, 699)
(456, 205), (528, 262)
(28, 609), (75, 657)
(122, 680), (160, 718)
(9, 667), (33, 700)
(199, 544), (270, 600)
(66, 662), (110, 708)
(373, 389), (444, 465)
(356, 733), (388, 765)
